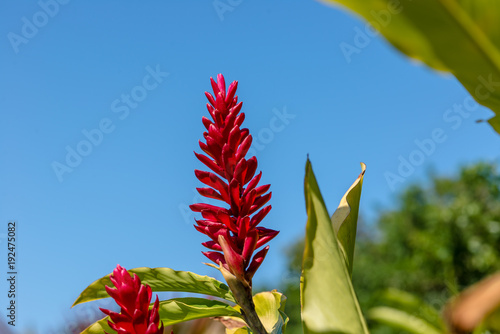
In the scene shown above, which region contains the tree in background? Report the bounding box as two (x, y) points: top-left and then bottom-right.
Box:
(282, 162), (500, 334)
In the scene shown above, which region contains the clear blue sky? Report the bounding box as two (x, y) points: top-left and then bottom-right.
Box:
(1, 1), (500, 332)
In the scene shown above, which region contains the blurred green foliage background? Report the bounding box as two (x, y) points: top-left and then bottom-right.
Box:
(282, 162), (500, 334)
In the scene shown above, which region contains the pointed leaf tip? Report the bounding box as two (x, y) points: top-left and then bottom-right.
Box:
(331, 162), (366, 276)
(301, 159), (369, 333)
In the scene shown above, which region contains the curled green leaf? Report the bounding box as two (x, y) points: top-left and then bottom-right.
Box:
(331, 162), (366, 277)
(73, 267), (235, 307)
(301, 159), (369, 334)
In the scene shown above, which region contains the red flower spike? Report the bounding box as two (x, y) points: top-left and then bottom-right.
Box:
(191, 74), (279, 284)
(100, 265), (164, 334)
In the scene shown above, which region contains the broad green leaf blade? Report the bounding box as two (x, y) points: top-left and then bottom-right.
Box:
(331, 162), (366, 276)
(301, 159), (369, 334)
(253, 291), (288, 334)
(81, 298), (243, 334)
(380, 288), (445, 331)
(320, 0), (500, 135)
(73, 267), (235, 307)
(159, 298), (242, 325)
(368, 306), (442, 334)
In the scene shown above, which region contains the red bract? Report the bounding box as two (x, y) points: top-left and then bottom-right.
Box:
(100, 265), (164, 334)
(190, 74), (279, 284)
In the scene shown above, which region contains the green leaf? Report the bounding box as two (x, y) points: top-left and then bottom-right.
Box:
(253, 291), (288, 334)
(301, 159), (369, 334)
(225, 291), (289, 334)
(279, 310), (289, 332)
(73, 267), (235, 307)
(81, 297), (243, 334)
(380, 288), (445, 331)
(320, 0), (500, 135)
(368, 306), (442, 334)
(331, 162), (366, 276)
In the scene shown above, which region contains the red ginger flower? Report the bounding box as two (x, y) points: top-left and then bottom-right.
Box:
(99, 265), (164, 334)
(190, 74), (279, 284)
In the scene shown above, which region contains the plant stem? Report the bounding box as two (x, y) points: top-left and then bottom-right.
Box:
(219, 266), (267, 333)
(228, 279), (267, 333)
(239, 283), (267, 334)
